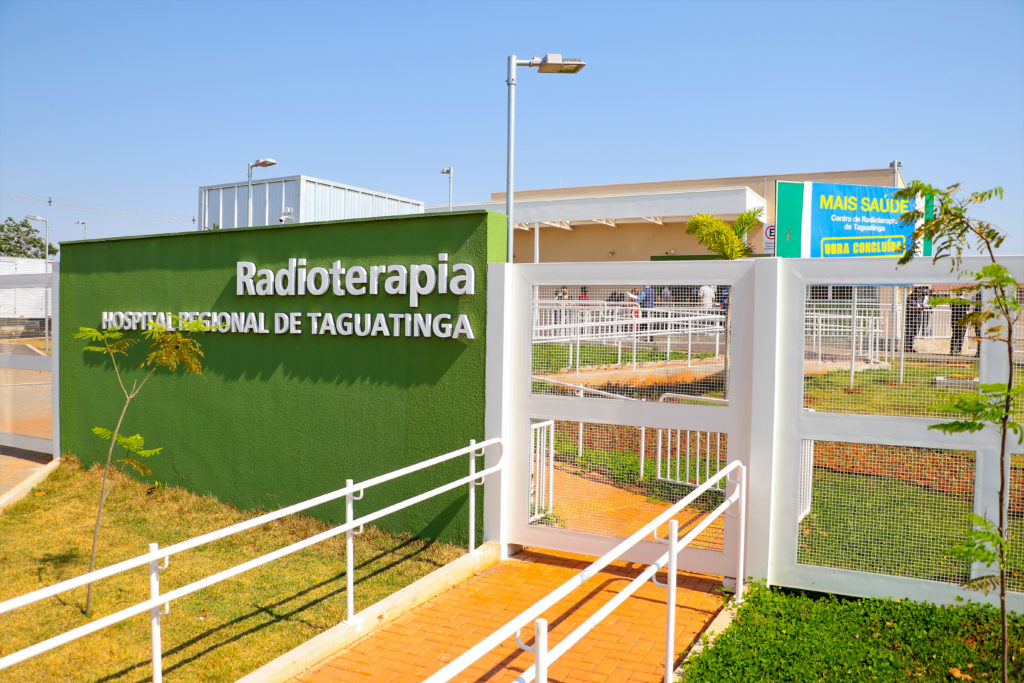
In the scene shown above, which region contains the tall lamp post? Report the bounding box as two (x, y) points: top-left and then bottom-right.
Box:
(247, 158), (277, 227)
(25, 215), (51, 351)
(74, 220), (87, 239)
(506, 53), (585, 263)
(440, 167), (454, 211)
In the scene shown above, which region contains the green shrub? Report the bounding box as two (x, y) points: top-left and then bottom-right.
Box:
(681, 583), (1022, 682)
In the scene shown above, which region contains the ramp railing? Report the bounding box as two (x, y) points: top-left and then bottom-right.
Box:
(425, 459), (747, 683)
(0, 437), (505, 682)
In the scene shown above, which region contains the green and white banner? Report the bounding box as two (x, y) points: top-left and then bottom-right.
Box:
(775, 181), (931, 258)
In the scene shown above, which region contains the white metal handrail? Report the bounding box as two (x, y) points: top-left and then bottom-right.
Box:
(0, 437), (505, 680)
(424, 459), (747, 683)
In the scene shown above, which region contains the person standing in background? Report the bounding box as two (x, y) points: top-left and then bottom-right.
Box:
(949, 286), (971, 356)
(699, 284), (715, 309)
(904, 285), (930, 353)
(637, 284), (655, 341)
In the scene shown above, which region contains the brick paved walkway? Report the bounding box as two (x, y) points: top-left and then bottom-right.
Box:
(292, 548), (724, 683)
(550, 465), (724, 551)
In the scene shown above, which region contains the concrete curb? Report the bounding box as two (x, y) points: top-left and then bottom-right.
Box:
(237, 541), (503, 683)
(0, 459), (60, 513)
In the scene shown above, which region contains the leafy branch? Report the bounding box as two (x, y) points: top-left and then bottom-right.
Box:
(895, 181), (1021, 683)
(74, 316), (209, 616)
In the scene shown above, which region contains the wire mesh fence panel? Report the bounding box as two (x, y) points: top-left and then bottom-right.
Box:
(531, 284), (730, 404)
(802, 283), (982, 418)
(528, 419), (726, 551)
(1010, 453), (1024, 593)
(796, 441), (975, 583)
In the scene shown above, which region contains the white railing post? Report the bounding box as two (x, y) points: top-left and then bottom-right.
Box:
(639, 421), (646, 479)
(468, 439), (487, 553)
(147, 542), (167, 683)
(664, 520), (679, 683)
(546, 424), (554, 516)
(345, 478), (364, 624)
(469, 439), (477, 552)
(534, 618), (548, 683)
(734, 464), (748, 602)
(0, 437), (507, 673)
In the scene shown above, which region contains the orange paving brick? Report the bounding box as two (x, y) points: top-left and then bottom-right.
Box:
(291, 548), (724, 683)
(548, 464), (725, 551)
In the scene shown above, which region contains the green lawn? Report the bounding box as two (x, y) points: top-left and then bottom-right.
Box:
(804, 358), (982, 417)
(798, 469), (1024, 588)
(0, 458), (464, 682)
(681, 583), (1023, 682)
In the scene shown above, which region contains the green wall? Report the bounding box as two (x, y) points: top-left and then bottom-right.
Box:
(59, 211), (506, 544)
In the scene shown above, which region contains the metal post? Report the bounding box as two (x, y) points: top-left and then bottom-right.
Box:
(469, 439), (477, 553)
(639, 424), (646, 479)
(899, 287), (907, 383)
(849, 287), (858, 390)
(534, 222), (540, 263)
(547, 423), (554, 514)
(247, 163), (254, 228)
(735, 465), (748, 602)
(506, 55), (517, 264)
(534, 618), (548, 683)
(577, 417), (583, 463)
(148, 542), (164, 683)
(344, 478), (357, 623)
(448, 166), (453, 212)
(43, 218), (49, 353)
(664, 519), (678, 683)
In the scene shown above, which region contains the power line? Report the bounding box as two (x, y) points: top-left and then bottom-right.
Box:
(0, 191), (193, 224)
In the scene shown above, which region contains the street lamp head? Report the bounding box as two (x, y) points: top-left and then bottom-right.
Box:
(440, 167), (452, 175)
(250, 158), (277, 169)
(74, 220), (86, 225)
(26, 215), (45, 221)
(536, 54), (586, 74)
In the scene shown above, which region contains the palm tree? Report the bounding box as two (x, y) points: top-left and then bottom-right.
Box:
(685, 208), (764, 259)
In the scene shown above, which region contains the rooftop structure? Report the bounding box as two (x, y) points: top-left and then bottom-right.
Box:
(198, 175), (423, 230)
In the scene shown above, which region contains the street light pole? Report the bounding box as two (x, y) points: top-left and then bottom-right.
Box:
(247, 158), (277, 227)
(74, 220), (87, 239)
(506, 55), (517, 263)
(441, 167), (454, 211)
(505, 54), (585, 264)
(25, 215), (50, 351)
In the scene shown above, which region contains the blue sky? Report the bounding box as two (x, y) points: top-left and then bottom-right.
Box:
(1, 0), (1022, 253)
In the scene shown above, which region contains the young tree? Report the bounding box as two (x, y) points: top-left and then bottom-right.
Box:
(684, 208), (763, 259)
(74, 317), (208, 616)
(895, 181), (1022, 683)
(0, 217), (59, 258)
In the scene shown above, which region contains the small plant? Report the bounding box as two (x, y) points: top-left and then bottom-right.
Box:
(895, 181), (1022, 683)
(684, 208), (763, 260)
(74, 316), (209, 616)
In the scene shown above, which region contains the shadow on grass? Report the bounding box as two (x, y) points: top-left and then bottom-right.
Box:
(95, 533), (450, 683)
(36, 548), (83, 610)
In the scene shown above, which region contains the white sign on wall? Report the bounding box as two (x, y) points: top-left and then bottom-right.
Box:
(763, 223), (776, 255)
